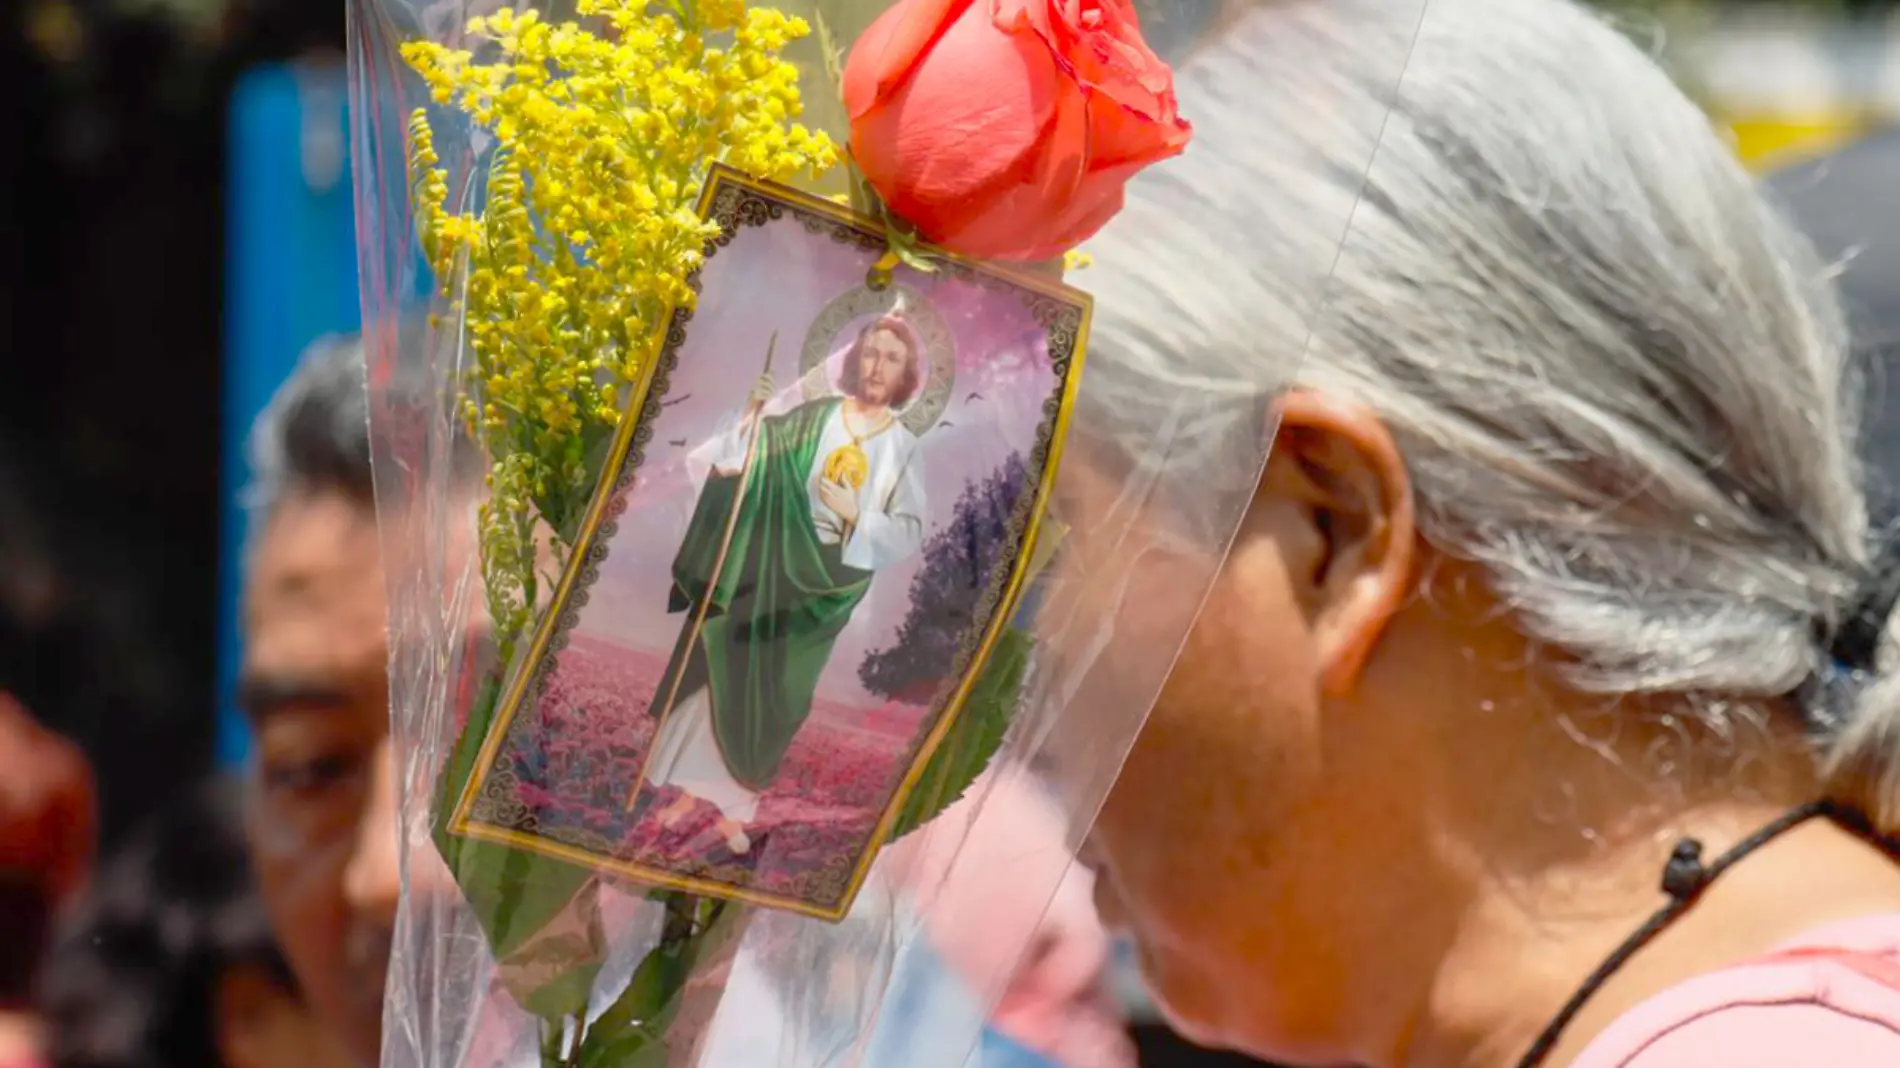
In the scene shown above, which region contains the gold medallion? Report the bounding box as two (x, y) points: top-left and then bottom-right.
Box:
(823, 443), (869, 489)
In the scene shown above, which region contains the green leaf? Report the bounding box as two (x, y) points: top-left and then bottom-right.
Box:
(432, 673), (604, 1009)
(580, 416), (618, 487)
(577, 1031), (654, 1068)
(580, 1032), (681, 1068)
(845, 162), (883, 226)
(547, 416), (620, 549)
(518, 942), (605, 1019)
(539, 1016), (567, 1068)
(812, 9), (846, 103)
(881, 216), (938, 275)
(886, 627), (1032, 841)
(579, 899), (747, 1068)
(583, 934), (693, 1051)
(890, 241), (938, 275)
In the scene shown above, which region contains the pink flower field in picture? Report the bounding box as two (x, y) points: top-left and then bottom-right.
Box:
(503, 635), (930, 899)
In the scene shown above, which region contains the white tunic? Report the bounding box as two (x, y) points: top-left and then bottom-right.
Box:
(645, 399), (929, 824)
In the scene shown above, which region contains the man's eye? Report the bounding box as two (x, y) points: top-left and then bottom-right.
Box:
(262, 751), (360, 796)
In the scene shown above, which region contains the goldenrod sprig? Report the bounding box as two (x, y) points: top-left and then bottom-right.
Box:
(402, 0), (838, 653)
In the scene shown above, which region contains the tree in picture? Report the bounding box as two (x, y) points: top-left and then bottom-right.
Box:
(860, 451), (1030, 706)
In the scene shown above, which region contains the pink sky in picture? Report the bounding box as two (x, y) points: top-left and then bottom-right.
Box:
(566, 213), (1064, 706)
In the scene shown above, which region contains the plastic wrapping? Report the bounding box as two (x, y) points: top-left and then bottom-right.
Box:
(347, 1), (1425, 1066)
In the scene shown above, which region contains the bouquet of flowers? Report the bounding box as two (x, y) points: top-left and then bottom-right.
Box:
(342, 0), (1395, 1065)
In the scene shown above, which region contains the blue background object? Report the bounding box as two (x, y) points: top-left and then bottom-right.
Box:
(217, 62), (361, 765)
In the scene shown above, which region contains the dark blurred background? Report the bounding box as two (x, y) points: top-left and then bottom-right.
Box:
(2, 0), (343, 847)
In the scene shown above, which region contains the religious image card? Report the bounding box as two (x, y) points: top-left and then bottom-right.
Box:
(447, 166), (1091, 919)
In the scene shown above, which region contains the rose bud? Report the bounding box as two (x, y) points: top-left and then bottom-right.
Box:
(843, 0), (1192, 262)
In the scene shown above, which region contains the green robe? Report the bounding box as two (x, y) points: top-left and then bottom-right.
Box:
(652, 397), (874, 790)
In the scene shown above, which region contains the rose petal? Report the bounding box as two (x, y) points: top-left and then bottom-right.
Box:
(861, 92), (1041, 249)
(1008, 115), (1167, 258)
(997, 0), (1181, 124)
(1038, 156), (1148, 252)
(844, 0), (982, 120)
(856, 4), (1060, 219)
(930, 182), (1073, 260)
(922, 74), (1089, 258)
(1028, 74), (1091, 212)
(1063, 1), (1180, 121)
(988, 0), (1044, 34)
(1087, 87), (1191, 168)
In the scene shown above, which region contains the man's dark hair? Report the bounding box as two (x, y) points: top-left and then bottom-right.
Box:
(246, 327), (481, 522)
(247, 333), (379, 512)
(40, 777), (295, 1068)
(837, 316), (923, 410)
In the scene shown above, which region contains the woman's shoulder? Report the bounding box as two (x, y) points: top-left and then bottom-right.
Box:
(1576, 914), (1900, 1068)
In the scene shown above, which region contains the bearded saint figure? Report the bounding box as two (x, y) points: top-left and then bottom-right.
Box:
(643, 313), (930, 855)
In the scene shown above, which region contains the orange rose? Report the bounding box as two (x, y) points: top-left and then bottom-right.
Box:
(843, 0), (1191, 262)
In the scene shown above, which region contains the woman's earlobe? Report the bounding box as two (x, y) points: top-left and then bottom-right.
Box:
(1315, 517), (1413, 696)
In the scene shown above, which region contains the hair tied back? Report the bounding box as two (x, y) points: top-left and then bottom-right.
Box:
(1828, 538), (1900, 673)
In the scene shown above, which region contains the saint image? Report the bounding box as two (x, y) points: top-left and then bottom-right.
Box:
(453, 170), (1091, 916)
(642, 313), (930, 855)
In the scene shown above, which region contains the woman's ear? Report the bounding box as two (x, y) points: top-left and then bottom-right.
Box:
(1257, 391), (1416, 694)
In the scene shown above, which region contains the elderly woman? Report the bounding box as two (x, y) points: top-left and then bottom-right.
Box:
(1053, 0), (1900, 1066)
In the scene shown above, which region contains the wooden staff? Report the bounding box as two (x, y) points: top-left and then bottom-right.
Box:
(627, 332), (777, 810)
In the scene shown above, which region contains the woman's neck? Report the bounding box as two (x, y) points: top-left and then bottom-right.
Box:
(1392, 722), (1900, 1068)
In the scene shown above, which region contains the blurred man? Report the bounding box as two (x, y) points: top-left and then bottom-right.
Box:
(236, 335), (415, 1065)
(43, 776), (353, 1068)
(236, 333), (1129, 1067)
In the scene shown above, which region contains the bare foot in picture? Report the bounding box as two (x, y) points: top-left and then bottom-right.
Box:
(678, 817), (753, 860)
(714, 818), (751, 856)
(655, 793), (698, 830)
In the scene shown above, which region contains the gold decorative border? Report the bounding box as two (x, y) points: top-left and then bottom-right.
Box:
(446, 163), (1092, 921)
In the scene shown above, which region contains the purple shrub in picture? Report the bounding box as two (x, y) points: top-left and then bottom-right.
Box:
(860, 452), (1029, 704)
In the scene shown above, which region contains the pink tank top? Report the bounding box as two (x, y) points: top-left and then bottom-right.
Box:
(1570, 913), (1900, 1067)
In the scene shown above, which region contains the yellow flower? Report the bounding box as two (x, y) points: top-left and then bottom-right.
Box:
(405, 0), (836, 643)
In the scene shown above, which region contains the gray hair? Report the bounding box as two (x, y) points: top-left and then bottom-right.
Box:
(247, 329), (480, 521)
(246, 334), (377, 518)
(1083, 0), (1900, 826)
